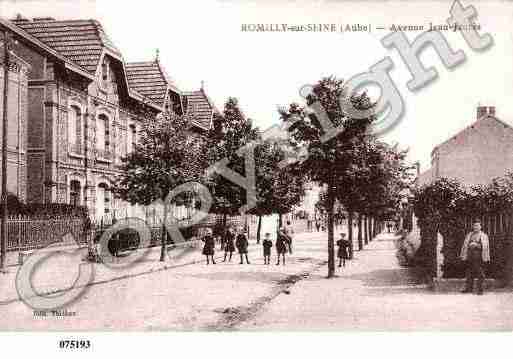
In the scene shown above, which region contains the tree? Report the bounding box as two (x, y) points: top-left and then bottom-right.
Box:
(252, 140), (306, 242)
(114, 113), (208, 261)
(206, 97), (259, 233)
(280, 77), (374, 277)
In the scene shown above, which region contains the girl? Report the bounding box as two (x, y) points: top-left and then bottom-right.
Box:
(201, 228), (216, 265)
(336, 233), (350, 268)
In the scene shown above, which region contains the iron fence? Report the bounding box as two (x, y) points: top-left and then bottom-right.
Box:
(6, 215), (88, 251)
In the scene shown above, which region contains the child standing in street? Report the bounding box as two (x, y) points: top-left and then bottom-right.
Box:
(236, 226), (250, 264)
(262, 232), (273, 265)
(276, 228), (289, 265)
(223, 226), (236, 262)
(336, 232), (350, 268)
(201, 228), (216, 265)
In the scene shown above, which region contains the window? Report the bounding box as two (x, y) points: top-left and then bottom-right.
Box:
(68, 106), (82, 153)
(97, 114), (110, 153)
(128, 124), (136, 153)
(101, 58), (109, 82)
(97, 183), (110, 216)
(69, 180), (81, 206)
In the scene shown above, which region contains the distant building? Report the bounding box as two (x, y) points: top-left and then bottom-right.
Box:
(417, 105), (513, 187)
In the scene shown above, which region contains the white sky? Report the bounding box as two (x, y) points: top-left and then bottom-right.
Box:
(1, 0), (512, 171)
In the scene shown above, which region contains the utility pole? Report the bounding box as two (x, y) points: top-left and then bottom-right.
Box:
(0, 31), (10, 273)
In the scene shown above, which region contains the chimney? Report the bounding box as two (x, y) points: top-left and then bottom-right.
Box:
(11, 14), (29, 23)
(477, 105), (487, 119)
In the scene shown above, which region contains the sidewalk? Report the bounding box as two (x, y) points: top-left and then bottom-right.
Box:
(241, 232), (513, 330)
(0, 240), (258, 305)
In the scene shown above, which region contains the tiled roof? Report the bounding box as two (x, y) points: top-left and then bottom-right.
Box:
(125, 61), (180, 107)
(12, 18), (121, 74)
(183, 89), (216, 130)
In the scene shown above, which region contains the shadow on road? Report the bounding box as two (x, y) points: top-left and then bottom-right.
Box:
(344, 268), (424, 287)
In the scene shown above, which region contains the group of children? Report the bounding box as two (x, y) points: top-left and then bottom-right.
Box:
(201, 226), (249, 265)
(262, 227), (292, 265)
(201, 224), (350, 268)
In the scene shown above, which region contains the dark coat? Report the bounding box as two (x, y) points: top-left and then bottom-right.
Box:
(276, 233), (289, 254)
(202, 235), (215, 256)
(262, 239), (272, 256)
(224, 231), (236, 252)
(336, 239), (349, 259)
(236, 234), (249, 254)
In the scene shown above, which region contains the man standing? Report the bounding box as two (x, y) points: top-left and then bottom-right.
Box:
(460, 220), (490, 295)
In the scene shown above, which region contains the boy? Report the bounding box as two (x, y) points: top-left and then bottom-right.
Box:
(262, 233), (273, 265)
(236, 226), (250, 264)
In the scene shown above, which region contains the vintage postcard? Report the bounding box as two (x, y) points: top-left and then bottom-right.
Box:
(0, 0), (512, 354)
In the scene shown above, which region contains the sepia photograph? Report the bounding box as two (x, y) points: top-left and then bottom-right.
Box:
(0, 0), (512, 355)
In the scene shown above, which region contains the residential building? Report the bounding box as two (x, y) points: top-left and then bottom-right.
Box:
(417, 105), (513, 187)
(0, 15), (217, 219)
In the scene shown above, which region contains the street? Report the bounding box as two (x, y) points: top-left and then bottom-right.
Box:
(2, 230), (513, 330)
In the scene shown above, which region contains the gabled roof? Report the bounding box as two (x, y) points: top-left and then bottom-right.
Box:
(12, 18), (122, 74)
(125, 60), (180, 107)
(0, 17), (94, 80)
(431, 114), (513, 157)
(183, 89), (218, 130)
(6, 16), (162, 111)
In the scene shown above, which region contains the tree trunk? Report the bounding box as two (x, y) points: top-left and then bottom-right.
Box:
(160, 202), (169, 262)
(347, 211), (354, 259)
(364, 216), (369, 245)
(327, 188), (335, 278)
(368, 217), (373, 241)
(221, 212), (227, 250)
(357, 213), (363, 251)
(256, 215), (262, 244)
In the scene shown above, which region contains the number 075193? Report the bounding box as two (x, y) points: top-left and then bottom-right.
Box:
(58, 340), (91, 349)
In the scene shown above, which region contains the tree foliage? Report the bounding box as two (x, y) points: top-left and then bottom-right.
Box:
(412, 174), (513, 278)
(279, 76), (375, 277)
(114, 113), (208, 261)
(206, 97), (260, 217)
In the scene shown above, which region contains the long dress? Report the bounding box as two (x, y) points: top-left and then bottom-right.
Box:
(236, 234), (248, 254)
(337, 239), (349, 259)
(202, 235), (215, 256)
